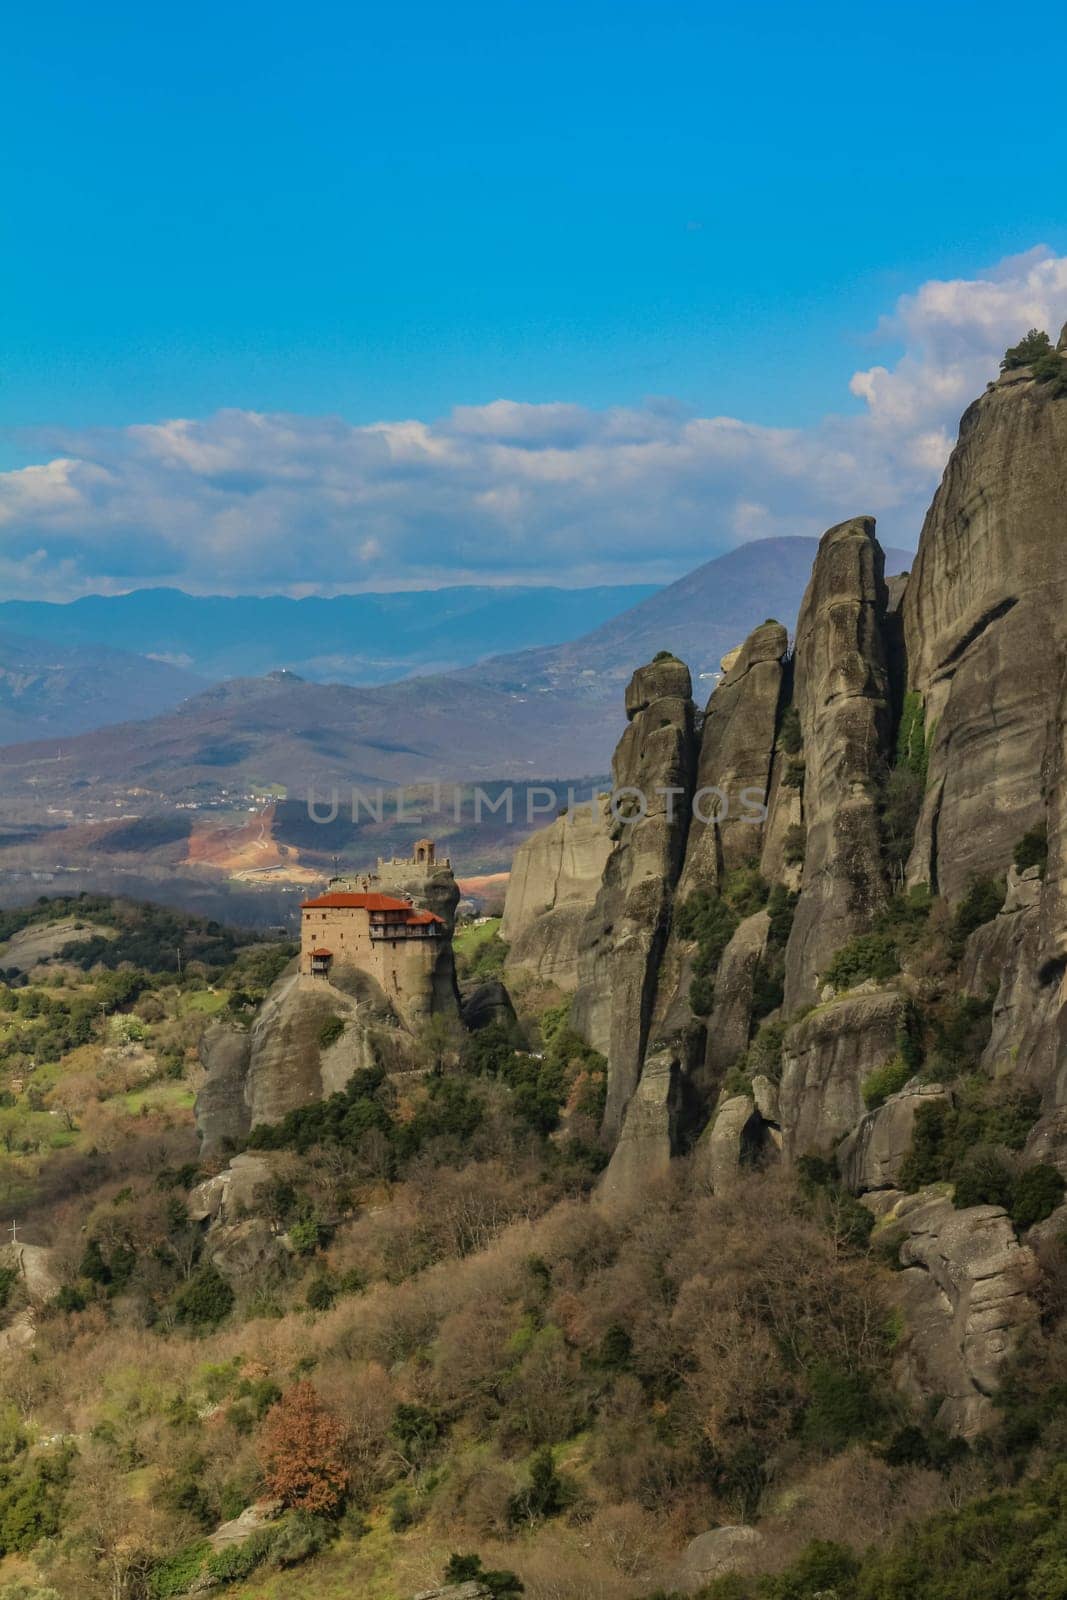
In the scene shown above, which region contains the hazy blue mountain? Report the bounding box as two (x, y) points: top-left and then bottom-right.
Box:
(0, 583), (657, 685)
(461, 536), (916, 701)
(0, 629), (205, 744)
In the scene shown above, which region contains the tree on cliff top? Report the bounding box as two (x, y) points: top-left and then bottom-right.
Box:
(1001, 328), (1052, 369)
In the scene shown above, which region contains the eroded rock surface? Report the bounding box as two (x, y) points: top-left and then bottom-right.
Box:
(783, 518), (892, 1010)
(573, 656), (696, 1141)
(673, 1525), (764, 1594)
(904, 368), (1067, 902)
(500, 796), (613, 989)
(838, 1081), (948, 1194)
(778, 988), (908, 1160)
(197, 968), (407, 1156)
(878, 1189), (1042, 1436)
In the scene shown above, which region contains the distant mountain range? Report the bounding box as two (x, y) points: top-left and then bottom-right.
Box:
(0, 536), (915, 809)
(461, 536), (915, 701)
(0, 583), (656, 685)
(0, 629), (206, 745)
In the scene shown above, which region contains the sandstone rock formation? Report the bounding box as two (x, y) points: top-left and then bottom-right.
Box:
(572, 655), (696, 1141)
(197, 968), (407, 1157)
(459, 978), (518, 1033)
(903, 365), (1067, 903)
(673, 1525), (765, 1593)
(704, 909), (770, 1081)
(783, 518), (892, 1011)
(778, 988), (908, 1160)
(838, 1080), (948, 1194)
(692, 1092), (762, 1193)
(500, 795), (613, 989)
(876, 1189), (1042, 1436)
(598, 1045), (682, 1209)
(678, 619), (787, 898)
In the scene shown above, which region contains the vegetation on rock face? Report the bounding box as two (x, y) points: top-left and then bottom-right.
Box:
(947, 874), (1005, 961)
(823, 932), (900, 990)
(678, 864), (771, 1016)
(1000, 328), (1067, 395)
(896, 1075), (1059, 1226)
(1013, 823), (1049, 877)
(861, 1055), (912, 1110)
(1001, 327), (1054, 369)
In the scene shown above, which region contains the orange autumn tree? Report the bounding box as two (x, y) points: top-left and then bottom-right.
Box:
(258, 1380), (349, 1514)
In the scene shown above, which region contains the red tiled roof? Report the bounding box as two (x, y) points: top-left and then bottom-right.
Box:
(406, 910), (445, 925)
(301, 891), (412, 910)
(311, 947), (333, 957)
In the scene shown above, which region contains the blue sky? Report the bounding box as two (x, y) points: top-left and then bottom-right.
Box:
(1, 1), (1066, 594)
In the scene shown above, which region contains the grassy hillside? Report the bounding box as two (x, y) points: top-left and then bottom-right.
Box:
(0, 899), (1065, 1600)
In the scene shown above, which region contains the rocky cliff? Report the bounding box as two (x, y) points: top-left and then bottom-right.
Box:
(571, 655), (697, 1141)
(506, 334), (1067, 1435)
(500, 795), (613, 989)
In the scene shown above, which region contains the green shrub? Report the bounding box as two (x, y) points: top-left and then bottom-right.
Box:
(390, 1402), (440, 1464)
(205, 1525), (276, 1582)
(676, 891), (740, 1015)
(778, 704), (802, 755)
(1033, 348), (1067, 397)
(862, 1055), (912, 1110)
(823, 932), (900, 989)
(306, 1275), (336, 1311)
(0, 1448), (72, 1557)
(1011, 1164), (1066, 1229)
(900, 1078), (1041, 1196)
(1013, 824), (1048, 876)
(288, 1214), (329, 1255)
(318, 1015), (345, 1049)
(896, 690), (929, 782)
(783, 824), (806, 866)
(723, 864), (770, 918)
(173, 1264), (234, 1330)
(444, 1554), (524, 1597)
(742, 1018), (787, 1082)
(953, 1149), (1016, 1211)
(1001, 328), (1053, 369)
(148, 1542), (210, 1599)
(948, 875), (1005, 961)
(507, 1447), (574, 1525)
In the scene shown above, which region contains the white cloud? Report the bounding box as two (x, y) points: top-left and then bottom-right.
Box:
(1, 247), (1065, 599)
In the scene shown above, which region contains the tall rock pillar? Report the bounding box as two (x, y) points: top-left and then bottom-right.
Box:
(783, 517), (892, 1011)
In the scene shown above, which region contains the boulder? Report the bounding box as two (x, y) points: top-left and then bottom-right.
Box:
(208, 1499), (283, 1553)
(673, 1525), (764, 1593)
(205, 1216), (289, 1290)
(838, 1081), (948, 1194)
(460, 979), (518, 1033)
(783, 517), (892, 1010)
(411, 1587), (491, 1600)
(500, 797), (613, 989)
(880, 1188), (1042, 1436)
(188, 1152), (282, 1225)
(778, 988), (908, 1160)
(692, 1094), (760, 1193)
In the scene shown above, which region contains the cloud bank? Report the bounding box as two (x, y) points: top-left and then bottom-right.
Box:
(2, 247), (1065, 599)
